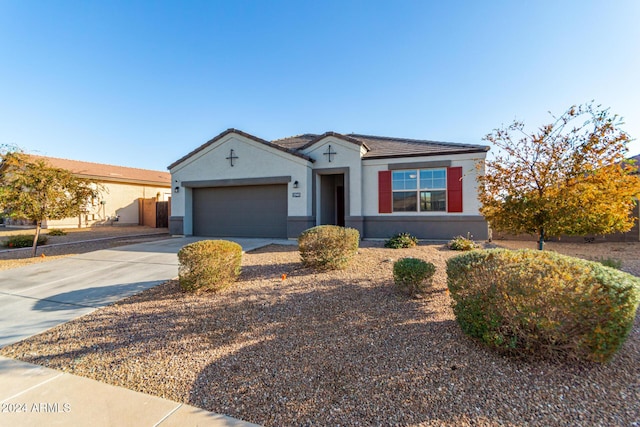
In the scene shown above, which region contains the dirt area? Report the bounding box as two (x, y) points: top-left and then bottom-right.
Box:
(488, 239), (640, 277)
(0, 226), (169, 270)
(1, 239), (638, 426)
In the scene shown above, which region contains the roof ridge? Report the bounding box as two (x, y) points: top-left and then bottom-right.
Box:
(271, 133), (318, 143)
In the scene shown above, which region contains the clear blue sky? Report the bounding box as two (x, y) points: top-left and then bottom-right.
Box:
(1, 1), (639, 171)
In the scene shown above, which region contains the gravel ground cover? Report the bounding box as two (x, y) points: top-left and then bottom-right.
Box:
(1, 240), (639, 426)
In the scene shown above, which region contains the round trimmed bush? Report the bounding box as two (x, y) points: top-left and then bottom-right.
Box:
(393, 257), (436, 297)
(446, 249), (640, 363)
(298, 225), (359, 270)
(178, 240), (242, 293)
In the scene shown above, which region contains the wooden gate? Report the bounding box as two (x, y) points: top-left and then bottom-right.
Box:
(156, 201), (169, 228)
(139, 198), (170, 228)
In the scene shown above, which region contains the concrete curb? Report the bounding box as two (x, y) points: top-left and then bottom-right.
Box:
(0, 233), (169, 254)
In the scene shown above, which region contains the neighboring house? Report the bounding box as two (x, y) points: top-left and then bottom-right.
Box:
(168, 129), (490, 240)
(10, 155), (171, 228)
(624, 153), (640, 241)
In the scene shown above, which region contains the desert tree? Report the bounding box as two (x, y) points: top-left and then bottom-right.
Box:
(0, 149), (103, 256)
(479, 102), (640, 250)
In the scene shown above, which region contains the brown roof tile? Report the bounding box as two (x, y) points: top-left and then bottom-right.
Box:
(348, 134), (490, 158)
(28, 155), (171, 186)
(272, 132), (489, 159)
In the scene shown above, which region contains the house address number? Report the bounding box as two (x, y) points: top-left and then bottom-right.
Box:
(292, 192), (301, 198)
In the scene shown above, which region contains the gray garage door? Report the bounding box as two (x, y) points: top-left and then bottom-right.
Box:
(192, 185), (288, 238)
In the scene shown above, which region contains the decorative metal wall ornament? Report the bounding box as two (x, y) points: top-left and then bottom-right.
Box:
(226, 149), (238, 167)
(323, 145), (336, 162)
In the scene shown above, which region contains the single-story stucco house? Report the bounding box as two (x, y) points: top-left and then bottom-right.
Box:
(5, 155), (172, 228)
(168, 129), (490, 240)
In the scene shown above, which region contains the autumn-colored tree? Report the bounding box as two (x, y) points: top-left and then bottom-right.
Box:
(0, 149), (103, 256)
(479, 102), (640, 250)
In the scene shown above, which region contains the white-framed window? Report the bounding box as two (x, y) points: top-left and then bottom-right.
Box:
(392, 169), (446, 212)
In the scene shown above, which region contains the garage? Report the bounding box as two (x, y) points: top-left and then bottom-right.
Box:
(192, 185), (288, 238)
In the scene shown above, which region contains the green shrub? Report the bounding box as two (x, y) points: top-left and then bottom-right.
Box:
(298, 225), (359, 270)
(177, 240), (242, 293)
(446, 249), (640, 363)
(47, 228), (67, 236)
(2, 234), (48, 249)
(596, 257), (622, 270)
(393, 257), (436, 297)
(447, 234), (478, 251)
(384, 232), (419, 249)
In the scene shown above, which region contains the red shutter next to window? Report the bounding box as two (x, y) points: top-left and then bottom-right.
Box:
(378, 170), (392, 213)
(447, 167), (463, 213)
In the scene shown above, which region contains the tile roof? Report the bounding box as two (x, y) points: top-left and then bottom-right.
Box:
(169, 129), (490, 169)
(272, 132), (489, 159)
(27, 155), (171, 186)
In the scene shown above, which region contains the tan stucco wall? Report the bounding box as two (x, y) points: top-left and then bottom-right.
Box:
(44, 182), (171, 228)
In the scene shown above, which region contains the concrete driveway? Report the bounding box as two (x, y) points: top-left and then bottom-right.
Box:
(0, 236), (293, 348)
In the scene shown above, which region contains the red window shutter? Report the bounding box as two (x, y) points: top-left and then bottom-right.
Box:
(447, 167), (463, 213)
(378, 170), (392, 213)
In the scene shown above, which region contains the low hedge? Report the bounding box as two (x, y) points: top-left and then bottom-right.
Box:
(2, 234), (48, 249)
(178, 240), (242, 293)
(298, 225), (359, 270)
(446, 249), (640, 363)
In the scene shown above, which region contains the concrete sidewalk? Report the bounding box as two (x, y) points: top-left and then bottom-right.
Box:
(0, 356), (259, 426)
(0, 236), (295, 426)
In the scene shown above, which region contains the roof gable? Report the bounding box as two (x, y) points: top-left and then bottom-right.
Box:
(297, 132), (370, 152)
(168, 129), (313, 170)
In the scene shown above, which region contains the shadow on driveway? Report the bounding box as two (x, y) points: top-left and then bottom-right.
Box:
(32, 280), (166, 311)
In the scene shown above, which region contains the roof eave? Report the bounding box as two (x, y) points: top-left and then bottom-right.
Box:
(363, 148), (490, 160)
(74, 174), (171, 187)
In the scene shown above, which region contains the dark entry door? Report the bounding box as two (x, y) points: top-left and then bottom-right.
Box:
(319, 174), (345, 227)
(336, 186), (345, 226)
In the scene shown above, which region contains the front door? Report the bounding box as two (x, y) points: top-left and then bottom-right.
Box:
(319, 174), (345, 227)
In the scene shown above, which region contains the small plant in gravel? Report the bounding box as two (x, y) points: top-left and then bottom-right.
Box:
(447, 234), (478, 251)
(393, 257), (436, 297)
(596, 257), (622, 270)
(447, 249), (640, 363)
(2, 234), (48, 249)
(384, 232), (419, 249)
(298, 225), (359, 270)
(178, 240), (242, 293)
(46, 228), (67, 236)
